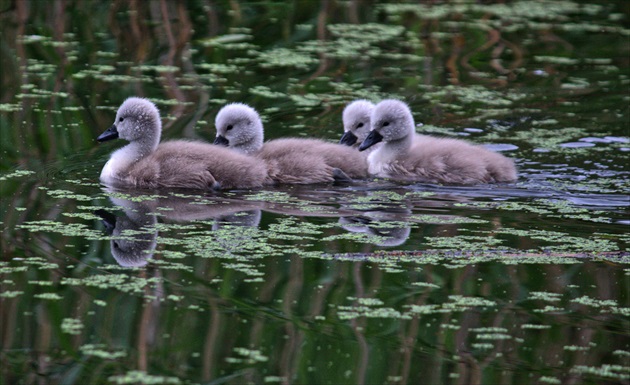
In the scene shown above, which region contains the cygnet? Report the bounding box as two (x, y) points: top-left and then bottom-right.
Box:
(214, 103), (368, 184)
(97, 97), (269, 190)
(359, 99), (517, 184)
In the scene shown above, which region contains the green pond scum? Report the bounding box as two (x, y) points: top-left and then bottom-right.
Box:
(1, 1), (629, 384)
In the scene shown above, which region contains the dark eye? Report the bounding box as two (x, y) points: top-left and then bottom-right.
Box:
(119, 117), (124, 122)
(383, 122), (389, 127)
(226, 125), (233, 131)
(357, 122), (364, 128)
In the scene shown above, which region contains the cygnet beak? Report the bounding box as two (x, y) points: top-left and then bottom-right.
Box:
(339, 131), (358, 146)
(97, 124), (119, 142)
(358, 130), (383, 151)
(213, 135), (229, 146)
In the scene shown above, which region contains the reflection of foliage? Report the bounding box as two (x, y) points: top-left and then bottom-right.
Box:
(328, 23), (405, 43)
(258, 48), (319, 70)
(423, 84), (528, 107)
(379, 2), (597, 23)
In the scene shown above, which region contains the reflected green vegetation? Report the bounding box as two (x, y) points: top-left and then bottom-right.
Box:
(1, 0), (629, 384)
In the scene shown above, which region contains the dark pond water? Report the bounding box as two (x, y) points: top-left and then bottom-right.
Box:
(1, 1), (629, 384)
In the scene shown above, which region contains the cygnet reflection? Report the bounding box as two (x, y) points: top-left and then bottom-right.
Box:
(97, 188), (264, 267)
(211, 210), (263, 253)
(339, 208), (412, 247)
(340, 216), (411, 247)
(96, 205), (157, 267)
(213, 210), (262, 230)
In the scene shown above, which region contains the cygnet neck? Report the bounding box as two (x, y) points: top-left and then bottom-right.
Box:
(384, 135), (413, 156)
(127, 113), (162, 155)
(239, 132), (263, 155)
(101, 121), (160, 182)
(132, 131), (160, 157)
(384, 120), (415, 155)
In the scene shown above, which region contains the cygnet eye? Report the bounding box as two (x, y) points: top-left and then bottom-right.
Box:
(226, 124), (233, 131)
(119, 117), (124, 122)
(357, 122), (364, 128)
(383, 122), (390, 127)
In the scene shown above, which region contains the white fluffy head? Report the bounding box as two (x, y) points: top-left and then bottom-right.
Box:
(113, 97), (162, 143)
(370, 99), (415, 142)
(214, 103), (264, 154)
(342, 100), (375, 143)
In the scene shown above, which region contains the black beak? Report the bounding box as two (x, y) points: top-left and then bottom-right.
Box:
(213, 135), (229, 146)
(97, 124), (119, 142)
(339, 131), (358, 146)
(95, 209), (117, 235)
(358, 130), (383, 151)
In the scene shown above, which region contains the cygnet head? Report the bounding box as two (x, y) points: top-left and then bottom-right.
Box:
(340, 100), (375, 147)
(96, 208), (157, 267)
(97, 97), (162, 147)
(359, 99), (415, 151)
(214, 103), (264, 155)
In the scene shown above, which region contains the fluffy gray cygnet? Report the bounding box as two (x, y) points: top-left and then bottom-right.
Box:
(214, 103), (368, 184)
(358, 99), (517, 184)
(97, 97), (269, 190)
